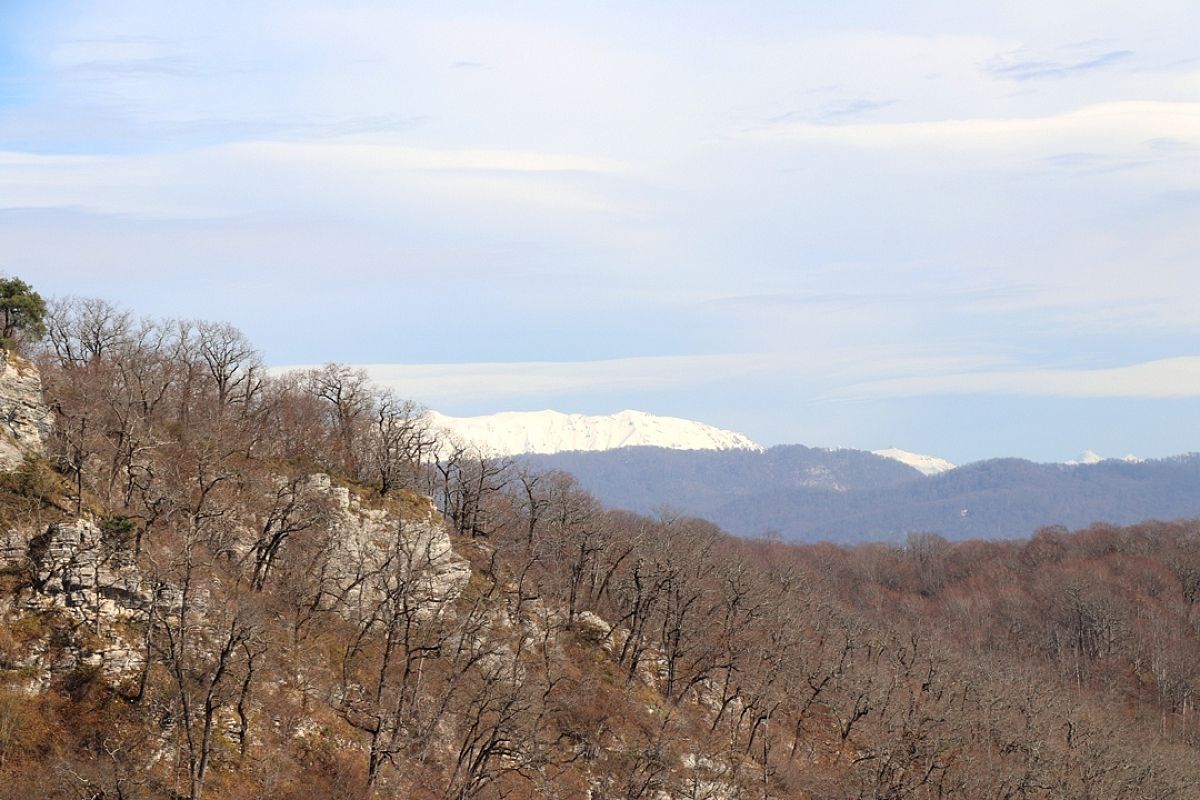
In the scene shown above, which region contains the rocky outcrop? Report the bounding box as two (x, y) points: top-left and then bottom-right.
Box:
(572, 610), (615, 646)
(304, 474), (472, 616)
(0, 527), (25, 564)
(27, 520), (154, 618)
(1, 520), (155, 681)
(0, 476), (472, 686)
(0, 349), (52, 470)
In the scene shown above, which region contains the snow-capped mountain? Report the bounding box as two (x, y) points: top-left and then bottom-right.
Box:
(425, 409), (763, 456)
(872, 447), (956, 476)
(1065, 450), (1143, 466)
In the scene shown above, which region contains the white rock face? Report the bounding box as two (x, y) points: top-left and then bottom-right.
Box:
(872, 447), (956, 476)
(28, 521), (151, 618)
(426, 409), (762, 456)
(303, 474), (471, 616)
(0, 350), (52, 470)
(1, 520), (155, 680)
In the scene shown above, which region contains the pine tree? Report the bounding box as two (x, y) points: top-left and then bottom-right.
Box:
(0, 276), (48, 348)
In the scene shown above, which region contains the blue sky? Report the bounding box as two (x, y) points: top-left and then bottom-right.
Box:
(4, 1), (1200, 463)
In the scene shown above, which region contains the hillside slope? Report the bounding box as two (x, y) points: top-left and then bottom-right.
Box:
(9, 299), (1200, 799)
(524, 444), (925, 518)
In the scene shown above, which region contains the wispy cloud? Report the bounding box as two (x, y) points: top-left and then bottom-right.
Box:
(152, 114), (432, 141)
(832, 357), (1200, 400)
(1042, 151), (1151, 174)
(278, 355), (778, 405)
(708, 284), (1039, 312)
(9, 1), (1200, 460)
(750, 101), (1200, 153)
(271, 348), (1006, 408)
(817, 98), (897, 121)
(0, 139), (625, 219)
(66, 56), (198, 77)
(1146, 137), (1198, 154)
(985, 49), (1133, 81)
(765, 97), (896, 127)
(227, 140), (624, 174)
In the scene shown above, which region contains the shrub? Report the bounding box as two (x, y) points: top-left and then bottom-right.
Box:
(101, 514), (136, 549)
(2, 454), (59, 503)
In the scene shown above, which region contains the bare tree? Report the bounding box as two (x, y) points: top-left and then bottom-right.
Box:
(366, 389), (431, 495)
(303, 363), (372, 472)
(41, 296), (133, 366)
(195, 321), (263, 408)
(433, 441), (513, 539)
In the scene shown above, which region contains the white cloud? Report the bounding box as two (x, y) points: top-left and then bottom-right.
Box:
(276, 354), (776, 406)
(751, 101), (1200, 158)
(270, 349), (1005, 408)
(0, 139), (623, 218)
(225, 141), (623, 174)
(833, 356), (1200, 399)
(10, 1), (1200, 459)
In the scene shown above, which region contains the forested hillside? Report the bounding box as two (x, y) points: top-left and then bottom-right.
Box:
(524, 445), (924, 519)
(528, 447), (1200, 542)
(3, 293), (1200, 798)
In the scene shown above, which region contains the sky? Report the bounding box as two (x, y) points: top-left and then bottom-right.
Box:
(3, 1), (1200, 464)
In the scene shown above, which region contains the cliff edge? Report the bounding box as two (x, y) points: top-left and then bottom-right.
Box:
(0, 350), (52, 470)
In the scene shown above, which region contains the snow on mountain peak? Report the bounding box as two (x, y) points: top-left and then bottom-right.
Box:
(425, 409), (763, 456)
(872, 447), (956, 476)
(1065, 450), (1143, 466)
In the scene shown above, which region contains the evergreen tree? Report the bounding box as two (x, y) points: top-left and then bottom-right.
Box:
(0, 276), (48, 348)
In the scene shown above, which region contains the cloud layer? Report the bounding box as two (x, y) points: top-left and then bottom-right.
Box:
(4, 1), (1200, 461)
(833, 357), (1200, 400)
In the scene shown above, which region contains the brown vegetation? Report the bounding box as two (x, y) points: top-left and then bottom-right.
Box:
(0, 297), (1198, 798)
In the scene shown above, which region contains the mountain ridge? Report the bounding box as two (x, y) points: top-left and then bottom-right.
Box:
(426, 408), (763, 455)
(524, 447), (1200, 543)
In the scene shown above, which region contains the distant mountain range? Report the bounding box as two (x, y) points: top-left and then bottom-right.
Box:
(526, 441), (920, 508)
(525, 448), (1200, 543)
(432, 409), (1200, 543)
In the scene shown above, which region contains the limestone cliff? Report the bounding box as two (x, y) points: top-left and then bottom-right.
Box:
(0, 349), (52, 470)
(303, 473), (472, 615)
